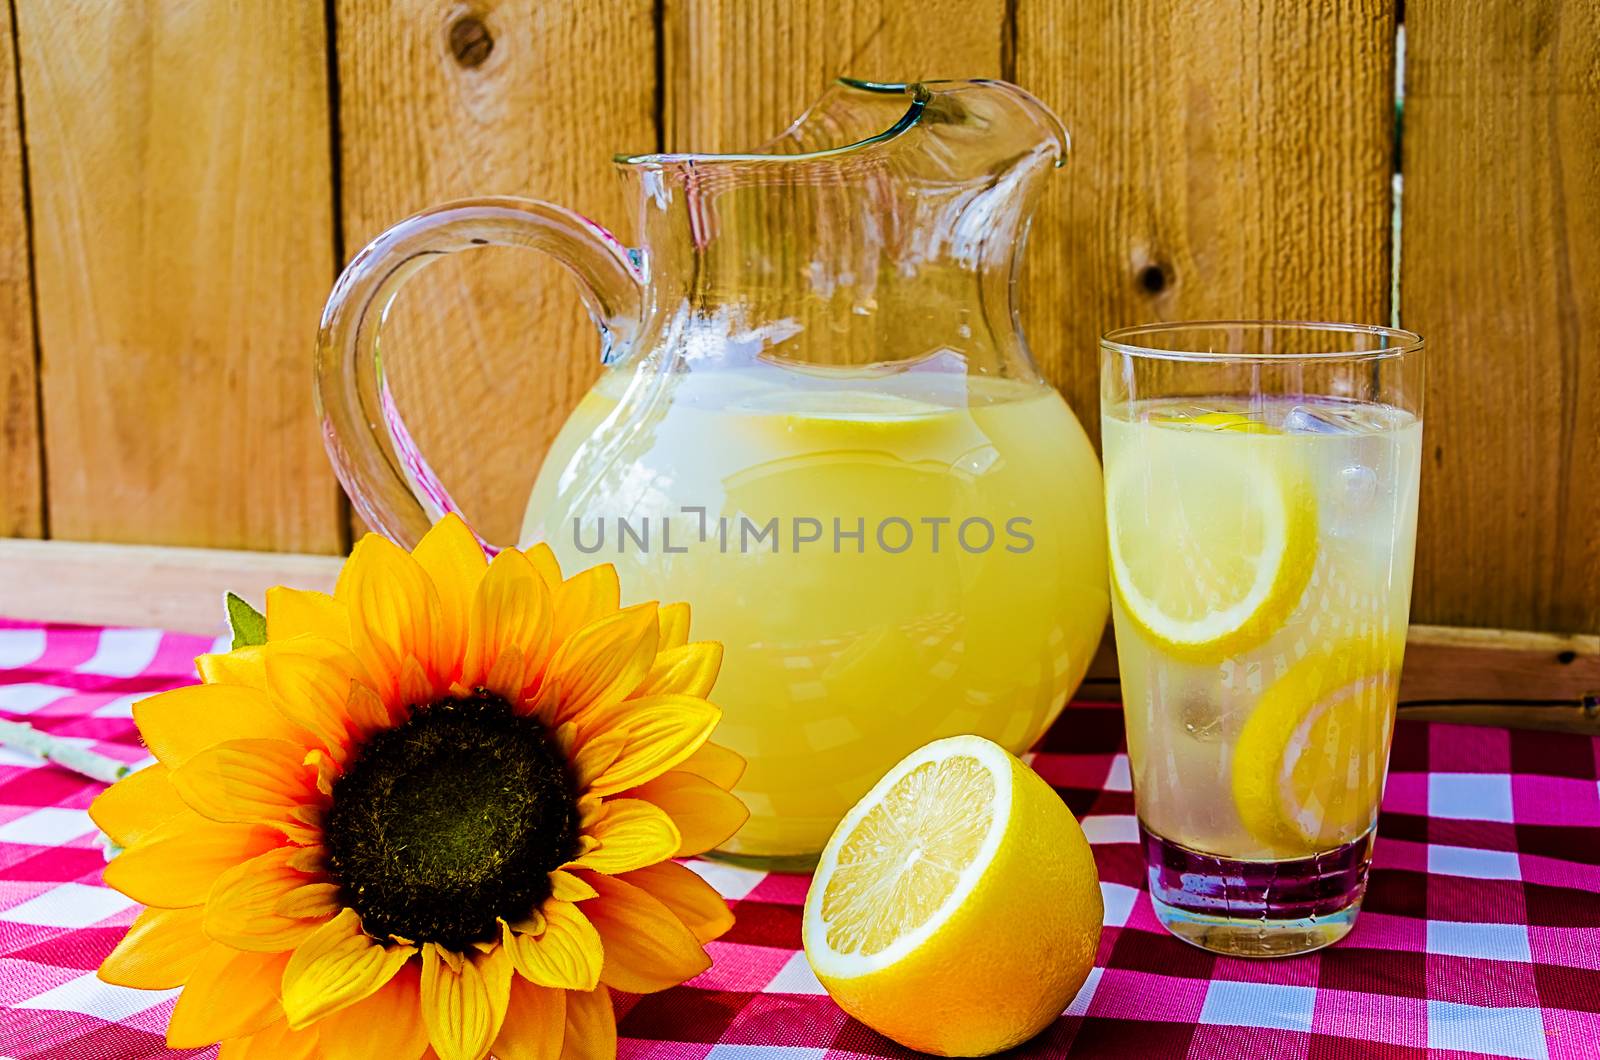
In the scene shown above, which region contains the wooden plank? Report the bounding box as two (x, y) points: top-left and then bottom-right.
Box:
(3, 536), (1590, 728)
(1403, 0), (1600, 634)
(0, 539), (341, 636)
(0, 7), (39, 538)
(663, 0), (1006, 153)
(1016, 0), (1397, 445)
(334, 0), (656, 547)
(15, 1), (340, 553)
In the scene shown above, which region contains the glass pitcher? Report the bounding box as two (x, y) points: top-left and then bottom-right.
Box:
(317, 79), (1109, 869)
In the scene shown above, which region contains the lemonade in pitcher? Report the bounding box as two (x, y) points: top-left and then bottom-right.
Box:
(315, 79), (1109, 868)
(1101, 321), (1424, 956)
(523, 364), (1108, 861)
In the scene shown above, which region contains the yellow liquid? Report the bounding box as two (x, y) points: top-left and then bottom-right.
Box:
(1103, 398), (1422, 860)
(524, 366), (1109, 863)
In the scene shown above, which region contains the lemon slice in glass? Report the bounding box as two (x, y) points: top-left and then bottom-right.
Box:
(1232, 642), (1402, 856)
(802, 736), (1101, 1056)
(1106, 413), (1317, 661)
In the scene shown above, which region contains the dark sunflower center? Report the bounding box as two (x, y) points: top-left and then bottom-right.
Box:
(323, 690), (579, 949)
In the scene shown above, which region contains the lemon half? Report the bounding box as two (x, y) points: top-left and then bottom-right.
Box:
(1232, 642), (1401, 856)
(802, 736), (1101, 1056)
(1107, 414), (1317, 661)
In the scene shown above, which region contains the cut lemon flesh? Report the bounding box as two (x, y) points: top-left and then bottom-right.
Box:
(803, 736), (1101, 1057)
(1107, 415), (1317, 661)
(1232, 641), (1401, 856)
(821, 755), (995, 957)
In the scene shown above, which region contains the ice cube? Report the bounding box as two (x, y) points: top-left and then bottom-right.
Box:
(1282, 402), (1387, 434)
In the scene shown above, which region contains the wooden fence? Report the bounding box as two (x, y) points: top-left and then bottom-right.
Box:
(0, 0), (1594, 639)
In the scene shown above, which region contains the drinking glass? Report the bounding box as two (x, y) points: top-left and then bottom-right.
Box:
(1100, 321), (1424, 956)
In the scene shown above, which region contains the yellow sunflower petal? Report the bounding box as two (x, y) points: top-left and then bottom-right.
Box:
(577, 871), (711, 994)
(98, 905), (211, 989)
(538, 604), (658, 726)
(286, 845), (326, 874)
(102, 820), (282, 909)
(337, 533), (449, 702)
(547, 564), (620, 653)
(571, 728), (627, 792)
(631, 641), (722, 699)
(413, 515), (488, 677)
(522, 542), (563, 589)
(169, 738), (320, 836)
(620, 861), (735, 944)
(197, 634), (362, 694)
(196, 644), (270, 690)
(265, 652), (360, 759)
(217, 1016), (321, 1060)
(275, 881), (342, 919)
(420, 942), (513, 1060)
(500, 901), (601, 991)
(134, 684), (308, 769)
(491, 975), (564, 1060)
(89, 763), (192, 848)
(548, 870), (597, 903)
(567, 798), (680, 875)
(462, 550), (550, 696)
(316, 960), (429, 1060)
(345, 679), (394, 736)
(205, 846), (330, 952)
(582, 695), (721, 798)
(282, 908), (416, 1028)
(559, 987), (615, 1060)
(267, 587), (351, 646)
(655, 602), (692, 652)
(675, 741), (746, 791)
(166, 948), (291, 1048)
(626, 771), (748, 856)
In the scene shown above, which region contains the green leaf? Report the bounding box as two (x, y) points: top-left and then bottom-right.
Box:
(225, 592), (268, 649)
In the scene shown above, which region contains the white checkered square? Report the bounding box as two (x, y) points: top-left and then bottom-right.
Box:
(0, 808), (96, 846)
(76, 628), (164, 678)
(1426, 920), (1533, 963)
(1199, 980), (1317, 1033)
(1429, 773), (1515, 823)
(1426, 1000), (1548, 1060)
(14, 971), (176, 1020)
(0, 883), (135, 928)
(1428, 843), (1522, 881)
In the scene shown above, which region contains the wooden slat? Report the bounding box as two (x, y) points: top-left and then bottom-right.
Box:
(15, 1), (340, 552)
(1016, 0), (1397, 444)
(664, 0), (1006, 152)
(3, 539), (1591, 728)
(334, 0), (655, 546)
(0, 10), (39, 538)
(1403, 0), (1600, 634)
(0, 539), (341, 636)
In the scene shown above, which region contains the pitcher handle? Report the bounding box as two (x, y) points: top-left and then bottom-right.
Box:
(316, 196), (644, 549)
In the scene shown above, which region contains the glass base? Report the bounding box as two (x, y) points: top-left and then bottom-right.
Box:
(1142, 824), (1374, 957)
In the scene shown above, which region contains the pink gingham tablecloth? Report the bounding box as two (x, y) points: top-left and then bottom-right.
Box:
(1, 617), (1598, 1059)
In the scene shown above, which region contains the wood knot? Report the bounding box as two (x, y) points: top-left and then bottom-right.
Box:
(449, 16), (493, 68)
(1138, 263), (1171, 295)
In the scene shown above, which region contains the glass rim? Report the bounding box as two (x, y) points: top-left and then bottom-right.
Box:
(1100, 320), (1424, 364)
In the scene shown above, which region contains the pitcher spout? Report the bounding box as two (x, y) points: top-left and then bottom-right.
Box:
(612, 78), (1070, 378)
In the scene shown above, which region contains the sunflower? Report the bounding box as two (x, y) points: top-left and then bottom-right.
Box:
(89, 515), (748, 1060)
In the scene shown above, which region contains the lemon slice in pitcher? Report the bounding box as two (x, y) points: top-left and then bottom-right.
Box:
(803, 736), (1101, 1056)
(1232, 642), (1401, 855)
(1107, 414), (1317, 661)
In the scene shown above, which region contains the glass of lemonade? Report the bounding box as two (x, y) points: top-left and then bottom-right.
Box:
(1100, 321), (1424, 957)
